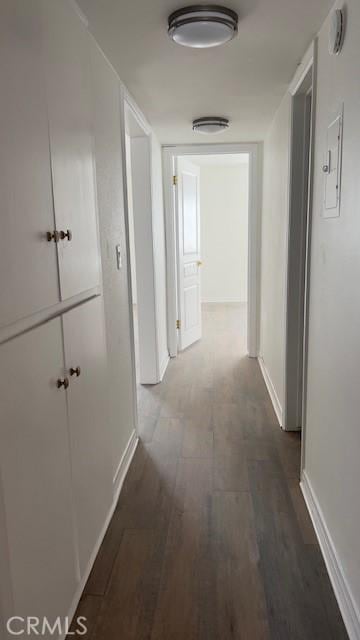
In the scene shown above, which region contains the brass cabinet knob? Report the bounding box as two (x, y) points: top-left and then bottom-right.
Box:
(60, 229), (72, 241)
(57, 377), (69, 389)
(47, 230), (60, 243)
(70, 366), (81, 377)
(197, 260), (203, 267)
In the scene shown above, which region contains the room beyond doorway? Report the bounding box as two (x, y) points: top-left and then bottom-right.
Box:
(163, 143), (260, 361)
(192, 152), (249, 309)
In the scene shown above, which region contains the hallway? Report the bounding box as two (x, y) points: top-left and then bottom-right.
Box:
(73, 304), (347, 639)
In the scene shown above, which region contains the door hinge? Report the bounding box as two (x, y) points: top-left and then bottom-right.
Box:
(173, 175), (178, 186)
(176, 319), (180, 329)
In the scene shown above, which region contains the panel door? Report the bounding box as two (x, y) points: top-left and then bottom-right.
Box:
(42, 0), (101, 300)
(0, 0), (59, 329)
(176, 158), (202, 350)
(0, 319), (78, 624)
(62, 297), (112, 577)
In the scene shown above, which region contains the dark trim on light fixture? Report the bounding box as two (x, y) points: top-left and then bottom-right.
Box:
(192, 116), (230, 133)
(168, 5), (238, 47)
(169, 5), (238, 25)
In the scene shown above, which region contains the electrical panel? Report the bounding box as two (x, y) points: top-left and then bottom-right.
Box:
(323, 107), (343, 218)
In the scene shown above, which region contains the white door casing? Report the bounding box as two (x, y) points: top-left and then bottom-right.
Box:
(176, 157), (202, 350)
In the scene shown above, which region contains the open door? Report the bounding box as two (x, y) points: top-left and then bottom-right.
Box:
(176, 157), (202, 350)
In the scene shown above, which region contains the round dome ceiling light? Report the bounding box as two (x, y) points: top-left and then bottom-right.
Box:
(168, 5), (238, 48)
(192, 116), (230, 134)
(328, 9), (344, 55)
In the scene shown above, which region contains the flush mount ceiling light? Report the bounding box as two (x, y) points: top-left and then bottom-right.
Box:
(168, 5), (238, 48)
(192, 116), (229, 134)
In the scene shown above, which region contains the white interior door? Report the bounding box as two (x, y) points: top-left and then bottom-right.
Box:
(177, 157), (202, 350)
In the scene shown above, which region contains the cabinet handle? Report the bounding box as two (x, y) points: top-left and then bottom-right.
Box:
(69, 366), (81, 377)
(60, 229), (72, 241)
(57, 377), (69, 389)
(46, 230), (60, 243)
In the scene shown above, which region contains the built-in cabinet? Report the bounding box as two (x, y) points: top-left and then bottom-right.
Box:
(62, 299), (112, 577)
(42, 0), (101, 300)
(0, 0), (59, 329)
(0, 318), (78, 623)
(0, 1), (127, 635)
(0, 297), (111, 628)
(0, 0), (100, 332)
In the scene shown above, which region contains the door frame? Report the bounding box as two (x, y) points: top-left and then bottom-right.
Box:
(121, 86), (162, 384)
(163, 142), (261, 358)
(283, 43), (316, 451)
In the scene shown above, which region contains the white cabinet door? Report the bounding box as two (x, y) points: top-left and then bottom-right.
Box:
(0, 319), (78, 624)
(42, 0), (101, 300)
(62, 298), (112, 577)
(177, 158), (202, 350)
(0, 0), (59, 329)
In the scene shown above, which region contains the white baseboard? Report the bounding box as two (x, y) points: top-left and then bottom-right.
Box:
(64, 429), (138, 639)
(113, 428), (139, 495)
(159, 353), (170, 382)
(301, 471), (360, 640)
(257, 356), (283, 426)
(201, 298), (246, 304)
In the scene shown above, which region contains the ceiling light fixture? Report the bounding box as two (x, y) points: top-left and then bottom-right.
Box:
(192, 116), (230, 134)
(168, 5), (238, 48)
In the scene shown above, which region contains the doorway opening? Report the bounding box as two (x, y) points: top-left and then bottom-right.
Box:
(163, 143), (260, 360)
(284, 58), (314, 445)
(177, 153), (249, 352)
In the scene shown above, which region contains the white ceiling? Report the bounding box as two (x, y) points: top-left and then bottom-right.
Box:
(188, 153), (249, 166)
(77, 0), (333, 144)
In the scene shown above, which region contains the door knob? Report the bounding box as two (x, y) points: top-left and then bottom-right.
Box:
(69, 366), (81, 377)
(57, 377), (69, 389)
(46, 230), (60, 243)
(197, 260), (203, 267)
(60, 229), (72, 241)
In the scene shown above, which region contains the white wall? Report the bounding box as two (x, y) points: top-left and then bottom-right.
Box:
(89, 42), (136, 480)
(259, 92), (291, 423)
(260, 0), (360, 631)
(303, 0), (360, 631)
(200, 164), (248, 303)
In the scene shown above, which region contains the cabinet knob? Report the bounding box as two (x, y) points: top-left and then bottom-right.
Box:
(69, 366), (81, 377)
(60, 229), (72, 241)
(57, 377), (69, 389)
(46, 230), (60, 243)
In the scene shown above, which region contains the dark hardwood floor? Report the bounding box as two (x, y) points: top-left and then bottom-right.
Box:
(70, 303), (348, 639)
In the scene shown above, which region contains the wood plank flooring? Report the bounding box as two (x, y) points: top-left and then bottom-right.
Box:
(70, 303), (348, 639)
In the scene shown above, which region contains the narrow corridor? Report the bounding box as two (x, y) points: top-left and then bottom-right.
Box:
(72, 304), (347, 639)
